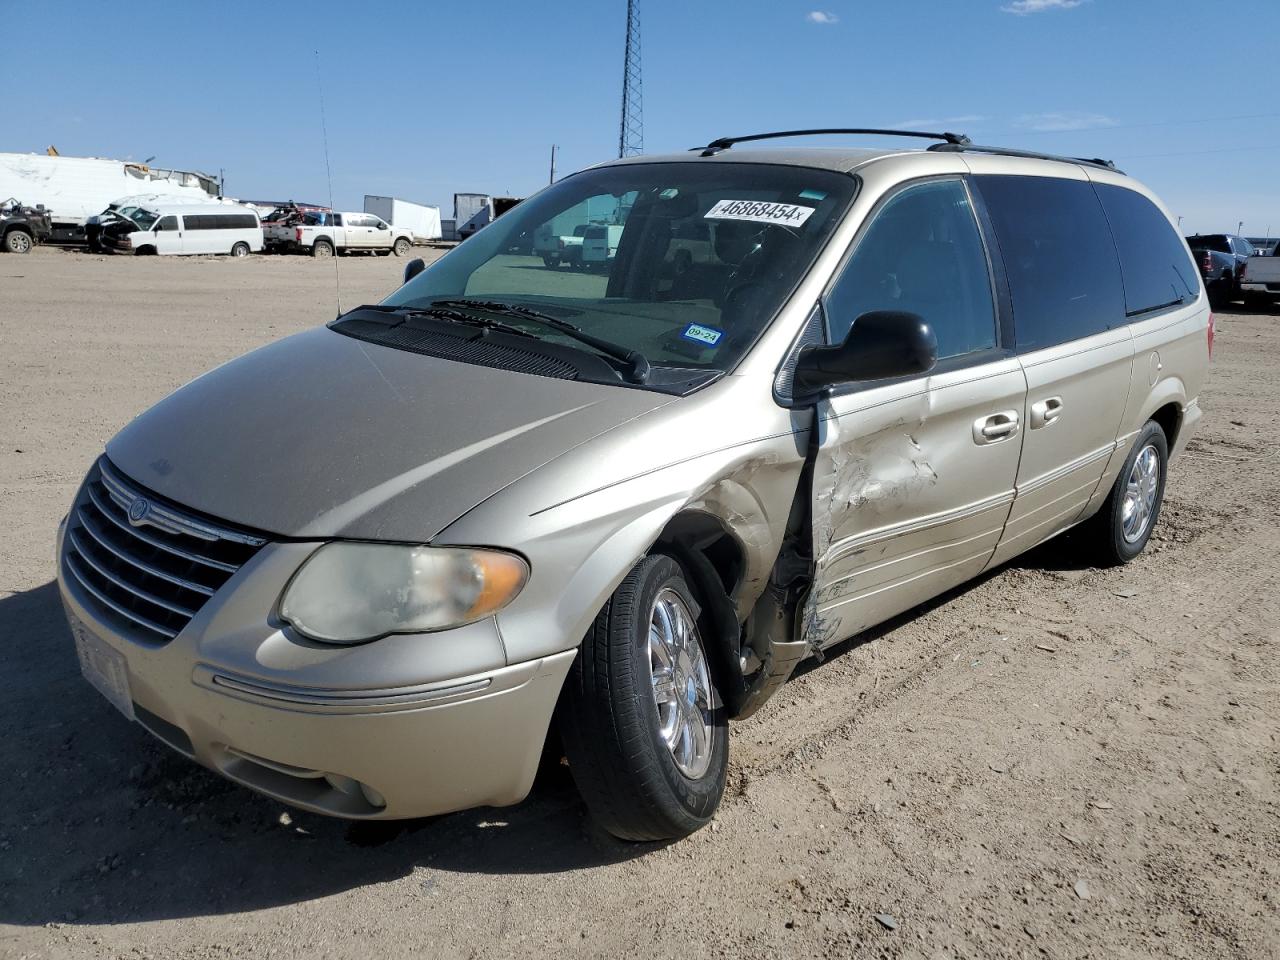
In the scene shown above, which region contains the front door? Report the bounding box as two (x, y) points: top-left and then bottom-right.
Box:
(807, 177), (1026, 650)
(971, 174), (1135, 567)
(152, 215), (182, 255)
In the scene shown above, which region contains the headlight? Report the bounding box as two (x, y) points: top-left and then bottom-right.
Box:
(279, 543), (528, 644)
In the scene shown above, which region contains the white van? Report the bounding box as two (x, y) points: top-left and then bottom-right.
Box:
(104, 203), (264, 257)
(581, 223), (624, 269)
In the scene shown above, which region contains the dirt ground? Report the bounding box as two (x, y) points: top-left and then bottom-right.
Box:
(1, 247), (1276, 960)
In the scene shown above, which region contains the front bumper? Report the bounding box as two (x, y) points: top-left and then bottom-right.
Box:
(55, 511), (576, 820)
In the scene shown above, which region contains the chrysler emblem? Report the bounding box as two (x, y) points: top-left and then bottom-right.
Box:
(127, 498), (151, 526)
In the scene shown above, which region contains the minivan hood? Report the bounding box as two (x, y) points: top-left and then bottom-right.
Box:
(106, 327), (672, 540)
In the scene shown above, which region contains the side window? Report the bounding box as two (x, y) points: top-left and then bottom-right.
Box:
(975, 175), (1125, 352)
(824, 179), (996, 361)
(1095, 184), (1199, 315)
(155, 216), (179, 232)
(331, 213), (343, 227)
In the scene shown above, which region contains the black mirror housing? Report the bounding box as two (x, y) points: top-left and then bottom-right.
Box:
(794, 310), (937, 394)
(402, 257), (426, 285)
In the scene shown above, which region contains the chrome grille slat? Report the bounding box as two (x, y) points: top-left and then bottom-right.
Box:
(74, 507), (216, 596)
(64, 554), (179, 640)
(68, 528), (199, 618)
(63, 458), (269, 644)
(98, 459), (265, 546)
(84, 482), (239, 573)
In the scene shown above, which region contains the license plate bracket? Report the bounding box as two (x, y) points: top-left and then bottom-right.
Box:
(70, 614), (136, 722)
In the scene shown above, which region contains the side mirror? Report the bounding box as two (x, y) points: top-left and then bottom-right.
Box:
(794, 310), (937, 394)
(402, 257), (426, 284)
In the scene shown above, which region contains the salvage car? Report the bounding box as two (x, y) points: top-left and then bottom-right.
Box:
(0, 197), (52, 253)
(57, 129), (1210, 840)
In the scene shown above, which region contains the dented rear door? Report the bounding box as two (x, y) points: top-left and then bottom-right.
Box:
(804, 176), (1025, 650)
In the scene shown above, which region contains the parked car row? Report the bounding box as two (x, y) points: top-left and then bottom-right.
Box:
(1184, 233), (1280, 307)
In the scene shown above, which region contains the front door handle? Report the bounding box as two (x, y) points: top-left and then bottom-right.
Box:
(1030, 396), (1064, 429)
(973, 410), (1020, 445)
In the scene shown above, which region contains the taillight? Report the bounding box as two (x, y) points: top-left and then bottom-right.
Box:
(1207, 312), (1215, 359)
(295, 227), (303, 242)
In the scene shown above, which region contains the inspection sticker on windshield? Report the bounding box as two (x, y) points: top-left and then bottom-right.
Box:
(681, 323), (724, 347)
(705, 199), (815, 227)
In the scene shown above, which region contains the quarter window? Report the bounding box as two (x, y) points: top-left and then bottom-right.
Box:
(1095, 184), (1199, 316)
(975, 175), (1125, 351)
(824, 179), (996, 360)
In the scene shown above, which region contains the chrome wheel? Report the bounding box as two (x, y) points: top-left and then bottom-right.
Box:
(1121, 443), (1160, 543)
(648, 587), (714, 779)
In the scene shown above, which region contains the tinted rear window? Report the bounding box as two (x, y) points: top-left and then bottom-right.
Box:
(1095, 185), (1199, 316)
(975, 175), (1125, 351)
(183, 213), (258, 230)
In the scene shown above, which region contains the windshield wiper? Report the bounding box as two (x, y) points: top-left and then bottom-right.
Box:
(430, 298), (651, 384)
(365, 303), (537, 340)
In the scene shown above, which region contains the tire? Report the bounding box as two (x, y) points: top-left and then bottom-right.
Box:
(1083, 420), (1169, 565)
(312, 239), (334, 259)
(4, 229), (33, 254)
(230, 242), (250, 258)
(393, 237), (411, 257)
(558, 553), (728, 841)
(542, 254), (560, 268)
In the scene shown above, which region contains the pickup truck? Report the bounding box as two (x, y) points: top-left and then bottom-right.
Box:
(1185, 233), (1255, 306)
(281, 211), (414, 258)
(1240, 245), (1280, 303)
(0, 197), (53, 254)
(533, 222), (586, 267)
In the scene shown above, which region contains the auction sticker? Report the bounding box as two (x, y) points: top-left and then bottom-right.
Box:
(680, 323), (724, 347)
(705, 199), (815, 227)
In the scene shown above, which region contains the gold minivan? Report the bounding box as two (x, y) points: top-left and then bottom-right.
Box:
(57, 130), (1209, 841)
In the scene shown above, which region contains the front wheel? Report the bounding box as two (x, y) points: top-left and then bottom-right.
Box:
(1083, 420), (1168, 565)
(392, 237), (411, 257)
(558, 554), (728, 841)
(230, 241), (250, 258)
(4, 229), (33, 254)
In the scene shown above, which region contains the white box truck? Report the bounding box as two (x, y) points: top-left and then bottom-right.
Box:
(363, 195), (442, 242)
(0, 153), (221, 243)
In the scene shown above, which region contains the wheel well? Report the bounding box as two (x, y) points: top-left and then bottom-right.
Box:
(653, 511), (745, 601)
(1150, 402), (1182, 448)
(652, 511), (747, 699)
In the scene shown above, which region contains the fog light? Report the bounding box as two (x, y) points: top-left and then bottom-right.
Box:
(322, 772), (386, 809)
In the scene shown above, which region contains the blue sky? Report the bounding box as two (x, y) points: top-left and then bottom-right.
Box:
(6, 0), (1277, 235)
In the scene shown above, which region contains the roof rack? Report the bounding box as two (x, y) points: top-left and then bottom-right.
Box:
(927, 141), (1122, 174)
(693, 128), (970, 157)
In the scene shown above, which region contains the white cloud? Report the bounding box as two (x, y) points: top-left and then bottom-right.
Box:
(1002, 0), (1087, 14)
(1016, 111), (1118, 132)
(896, 115), (987, 129)
(806, 11), (839, 24)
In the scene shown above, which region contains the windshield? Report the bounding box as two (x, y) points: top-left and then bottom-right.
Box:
(131, 209), (159, 230)
(382, 162), (856, 382)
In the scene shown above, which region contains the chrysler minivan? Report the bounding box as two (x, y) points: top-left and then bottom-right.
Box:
(57, 130), (1209, 840)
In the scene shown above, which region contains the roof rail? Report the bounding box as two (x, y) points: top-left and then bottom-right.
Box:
(693, 128), (970, 157)
(927, 141), (1122, 174)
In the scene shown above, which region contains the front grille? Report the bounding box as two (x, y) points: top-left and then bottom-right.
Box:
(63, 458), (267, 643)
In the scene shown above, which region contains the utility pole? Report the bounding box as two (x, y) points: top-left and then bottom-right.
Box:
(549, 144), (558, 185)
(618, 0), (643, 158)
(1238, 219), (1244, 235)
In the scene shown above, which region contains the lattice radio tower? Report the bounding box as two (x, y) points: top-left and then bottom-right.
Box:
(618, 0), (643, 158)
